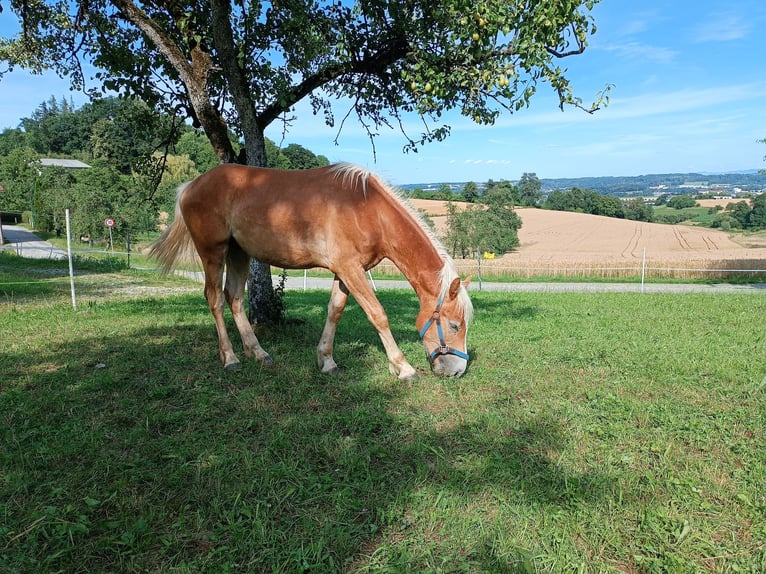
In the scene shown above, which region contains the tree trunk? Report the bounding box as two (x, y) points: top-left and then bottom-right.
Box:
(208, 0), (281, 325)
(246, 258), (280, 324)
(239, 115), (282, 324)
(241, 116), (281, 325)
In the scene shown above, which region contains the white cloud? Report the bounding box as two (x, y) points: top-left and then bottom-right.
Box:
(692, 13), (750, 43)
(600, 41), (677, 65)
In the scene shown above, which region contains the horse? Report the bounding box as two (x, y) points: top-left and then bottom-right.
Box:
(149, 163), (473, 380)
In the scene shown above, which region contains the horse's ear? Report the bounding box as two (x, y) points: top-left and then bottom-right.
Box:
(448, 276), (462, 300)
(462, 276), (472, 289)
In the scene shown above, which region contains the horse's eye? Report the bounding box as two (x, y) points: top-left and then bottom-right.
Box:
(448, 321), (461, 334)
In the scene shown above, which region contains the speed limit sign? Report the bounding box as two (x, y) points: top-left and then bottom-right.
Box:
(104, 218), (115, 227)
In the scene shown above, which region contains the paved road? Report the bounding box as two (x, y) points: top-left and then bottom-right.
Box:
(3, 224), (764, 294)
(0, 224), (67, 259)
(280, 275), (766, 294)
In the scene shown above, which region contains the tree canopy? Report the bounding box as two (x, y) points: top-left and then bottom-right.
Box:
(1, 0), (609, 322)
(1, 0), (609, 162)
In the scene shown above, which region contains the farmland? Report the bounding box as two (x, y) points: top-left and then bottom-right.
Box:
(409, 200), (766, 280)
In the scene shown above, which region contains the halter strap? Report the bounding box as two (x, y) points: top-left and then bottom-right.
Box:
(418, 294), (470, 363)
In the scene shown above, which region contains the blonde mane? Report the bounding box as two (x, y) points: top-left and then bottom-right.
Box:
(330, 163), (474, 325)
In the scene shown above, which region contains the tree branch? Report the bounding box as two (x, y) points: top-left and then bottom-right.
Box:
(110, 0), (237, 163)
(258, 34), (410, 128)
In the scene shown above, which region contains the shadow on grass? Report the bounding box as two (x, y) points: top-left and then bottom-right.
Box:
(1, 291), (611, 572)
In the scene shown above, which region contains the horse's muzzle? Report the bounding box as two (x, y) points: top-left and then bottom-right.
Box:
(431, 353), (468, 377)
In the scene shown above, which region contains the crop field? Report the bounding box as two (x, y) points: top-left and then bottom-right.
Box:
(409, 201), (766, 281)
(1, 254), (765, 572)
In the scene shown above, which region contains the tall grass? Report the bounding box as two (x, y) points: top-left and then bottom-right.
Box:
(1, 259), (765, 572)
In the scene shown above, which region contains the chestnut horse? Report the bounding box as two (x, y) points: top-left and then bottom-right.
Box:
(150, 163), (473, 380)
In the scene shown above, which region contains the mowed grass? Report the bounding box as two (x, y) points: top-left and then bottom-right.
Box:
(1, 256), (765, 573)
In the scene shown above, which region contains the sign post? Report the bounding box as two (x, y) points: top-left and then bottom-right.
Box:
(104, 217), (115, 253)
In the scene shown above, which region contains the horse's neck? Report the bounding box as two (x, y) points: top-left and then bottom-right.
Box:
(382, 209), (444, 302)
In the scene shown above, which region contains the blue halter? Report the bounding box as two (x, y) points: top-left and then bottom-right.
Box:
(418, 294), (470, 364)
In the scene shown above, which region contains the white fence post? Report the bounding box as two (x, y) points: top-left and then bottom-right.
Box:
(65, 209), (77, 310)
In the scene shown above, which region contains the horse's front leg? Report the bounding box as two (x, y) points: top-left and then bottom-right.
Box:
(317, 276), (349, 375)
(340, 271), (418, 382)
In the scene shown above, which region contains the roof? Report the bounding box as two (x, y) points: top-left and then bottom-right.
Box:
(39, 158), (91, 169)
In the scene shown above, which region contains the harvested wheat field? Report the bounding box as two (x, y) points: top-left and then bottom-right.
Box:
(409, 200), (766, 279)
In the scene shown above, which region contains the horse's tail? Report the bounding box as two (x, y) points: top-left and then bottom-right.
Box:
(149, 182), (199, 274)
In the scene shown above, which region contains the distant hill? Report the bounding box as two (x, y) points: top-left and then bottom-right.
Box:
(401, 170), (766, 198)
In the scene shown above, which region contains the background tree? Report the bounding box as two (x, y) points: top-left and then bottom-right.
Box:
(461, 181), (479, 203)
(622, 198), (654, 222)
(747, 193), (766, 229)
(666, 195), (697, 209)
(281, 144), (329, 170)
(726, 201), (751, 228)
(517, 172), (542, 207)
(482, 180), (519, 207)
(0, 147), (38, 212)
(445, 192), (521, 257)
(2, 0), (609, 323)
(444, 201), (471, 259)
(174, 129), (222, 173)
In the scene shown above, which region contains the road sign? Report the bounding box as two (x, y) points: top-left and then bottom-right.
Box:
(104, 217), (115, 227)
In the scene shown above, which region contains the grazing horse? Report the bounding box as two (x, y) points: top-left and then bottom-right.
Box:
(150, 163), (473, 380)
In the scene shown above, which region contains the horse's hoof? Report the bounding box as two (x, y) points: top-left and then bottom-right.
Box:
(323, 366), (341, 376)
(224, 360), (241, 371)
(260, 354), (275, 367)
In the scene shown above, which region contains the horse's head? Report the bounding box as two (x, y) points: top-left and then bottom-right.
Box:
(417, 276), (473, 377)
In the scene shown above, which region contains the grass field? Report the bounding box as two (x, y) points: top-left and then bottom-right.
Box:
(1, 255), (766, 573)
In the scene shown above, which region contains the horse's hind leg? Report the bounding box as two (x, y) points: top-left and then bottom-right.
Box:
(200, 245), (241, 370)
(225, 244), (273, 366)
(317, 276), (349, 375)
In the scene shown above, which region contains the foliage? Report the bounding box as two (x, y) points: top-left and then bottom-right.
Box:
(544, 187), (658, 222)
(482, 179), (519, 206)
(461, 181), (479, 203)
(1, 0), (609, 158)
(0, 266), (764, 572)
(622, 197), (654, 222)
(666, 194), (698, 209)
(444, 196), (521, 258)
(281, 143), (330, 170)
(700, 198), (766, 231)
(0, 146), (38, 211)
(726, 201), (751, 228)
(517, 172), (542, 206)
(748, 193), (766, 228)
(174, 129), (222, 173)
(409, 186), (455, 201)
(544, 186), (625, 218)
(470, 204), (522, 254)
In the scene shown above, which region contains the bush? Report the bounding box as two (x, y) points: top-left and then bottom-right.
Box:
(666, 195), (697, 209)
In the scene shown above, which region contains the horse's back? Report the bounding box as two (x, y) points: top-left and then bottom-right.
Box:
(179, 164), (383, 269)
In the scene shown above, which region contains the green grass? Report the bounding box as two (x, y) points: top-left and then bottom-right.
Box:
(1, 257), (765, 572)
(652, 205), (718, 225)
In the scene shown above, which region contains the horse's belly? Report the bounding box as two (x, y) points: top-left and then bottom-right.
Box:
(233, 226), (331, 269)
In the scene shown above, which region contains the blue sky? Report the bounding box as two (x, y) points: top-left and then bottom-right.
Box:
(1, 0), (765, 185)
